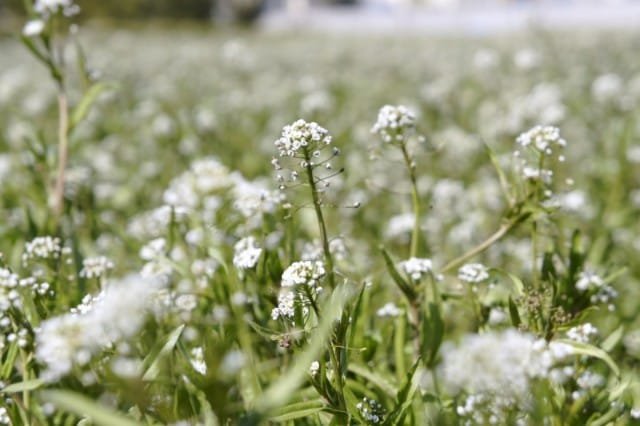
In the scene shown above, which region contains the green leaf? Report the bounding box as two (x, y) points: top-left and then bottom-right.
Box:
(601, 325), (625, 352)
(508, 296), (521, 328)
(557, 339), (620, 377)
(422, 302), (444, 367)
(1, 379), (43, 393)
(380, 246), (417, 302)
(348, 364), (397, 398)
(40, 390), (142, 426)
(269, 399), (325, 422)
(142, 324), (185, 381)
(69, 82), (117, 132)
(384, 360), (421, 426)
(252, 283), (354, 415)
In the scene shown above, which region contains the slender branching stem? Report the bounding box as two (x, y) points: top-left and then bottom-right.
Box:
(303, 148), (336, 289)
(441, 218), (522, 274)
(302, 147), (345, 416)
(400, 143), (421, 258)
(52, 90), (69, 221)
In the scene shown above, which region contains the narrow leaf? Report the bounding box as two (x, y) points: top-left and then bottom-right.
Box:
(40, 390), (142, 426)
(142, 324), (185, 381)
(557, 339), (620, 377)
(1, 379), (43, 393)
(380, 246), (416, 301)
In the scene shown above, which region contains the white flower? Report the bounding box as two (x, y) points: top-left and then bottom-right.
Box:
(440, 329), (574, 401)
(140, 238), (166, 261)
(23, 19), (45, 37)
(399, 257), (432, 281)
(271, 290), (296, 321)
(371, 105), (416, 144)
(376, 302), (402, 318)
(232, 237), (262, 270)
(274, 119), (332, 158)
(575, 271), (604, 292)
(22, 236), (61, 263)
(309, 360), (320, 377)
(79, 256), (114, 279)
(566, 323), (598, 344)
(34, 0), (79, 17)
(281, 261), (326, 287)
(458, 263), (490, 283)
(516, 125), (566, 156)
(35, 274), (166, 382)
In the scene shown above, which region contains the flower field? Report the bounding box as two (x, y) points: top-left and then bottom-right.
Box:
(1, 5), (640, 425)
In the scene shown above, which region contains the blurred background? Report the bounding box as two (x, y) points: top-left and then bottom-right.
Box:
(2, 0), (640, 30)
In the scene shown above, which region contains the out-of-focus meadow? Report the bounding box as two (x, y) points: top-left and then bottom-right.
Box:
(2, 1), (640, 424)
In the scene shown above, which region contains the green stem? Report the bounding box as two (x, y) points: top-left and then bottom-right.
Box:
(441, 218), (523, 274)
(52, 90), (69, 222)
(302, 148), (345, 418)
(400, 143), (421, 258)
(303, 148), (336, 289)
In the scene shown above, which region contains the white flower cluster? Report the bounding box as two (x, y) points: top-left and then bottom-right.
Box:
(34, 0), (79, 16)
(516, 125), (566, 156)
(514, 125), (566, 185)
(163, 157), (234, 210)
(566, 323), (598, 344)
(309, 360), (320, 377)
(575, 270), (618, 309)
(22, 236), (61, 264)
(458, 263), (490, 284)
(35, 274), (165, 382)
(376, 302), (402, 318)
(271, 290), (299, 321)
(356, 397), (385, 424)
(440, 329), (574, 402)
(79, 256), (114, 279)
(232, 236), (262, 270)
(274, 119), (332, 158)
(371, 105), (416, 144)
(575, 270), (604, 291)
(281, 260), (326, 288)
(399, 257), (432, 281)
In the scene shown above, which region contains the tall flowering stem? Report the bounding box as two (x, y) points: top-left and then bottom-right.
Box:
(372, 105), (423, 257)
(52, 91), (69, 219)
(400, 143), (421, 258)
(302, 146), (336, 289)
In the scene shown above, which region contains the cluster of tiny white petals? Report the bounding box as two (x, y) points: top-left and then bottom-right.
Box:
(399, 257), (432, 281)
(281, 260), (326, 287)
(575, 270), (604, 292)
(440, 329), (574, 402)
(79, 256), (115, 279)
(34, 0), (79, 17)
(376, 302), (402, 318)
(23, 19), (45, 37)
(22, 236), (61, 264)
(35, 274), (166, 382)
(309, 360), (320, 377)
(371, 105), (416, 143)
(458, 263), (490, 283)
(516, 125), (566, 155)
(271, 290), (297, 321)
(232, 237), (262, 270)
(163, 157), (233, 210)
(566, 323), (599, 344)
(514, 125), (566, 186)
(274, 119), (332, 157)
(356, 397), (385, 424)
